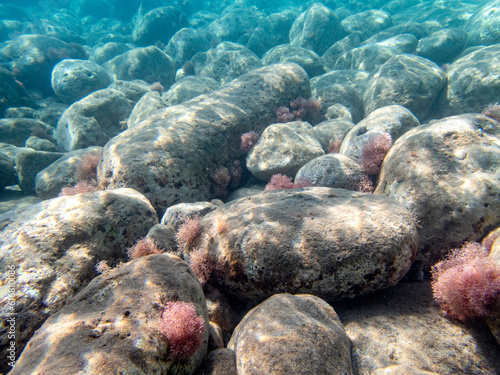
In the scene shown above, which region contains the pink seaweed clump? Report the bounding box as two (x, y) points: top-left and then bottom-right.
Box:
(431, 242), (500, 321)
(160, 301), (206, 358)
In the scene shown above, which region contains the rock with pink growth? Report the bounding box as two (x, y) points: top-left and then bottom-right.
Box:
(0, 188), (157, 373)
(339, 105), (419, 161)
(98, 63), (310, 214)
(194, 187), (418, 304)
(10, 254), (208, 375)
(375, 113), (500, 271)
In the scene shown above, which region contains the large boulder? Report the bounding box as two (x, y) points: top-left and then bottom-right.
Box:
(363, 54), (446, 119)
(0, 188), (158, 373)
(192, 42), (262, 86)
(311, 70), (369, 123)
(436, 44), (500, 117)
(228, 294), (353, 374)
(334, 34), (417, 72)
(195, 187), (418, 303)
(247, 10), (298, 58)
(10, 254), (208, 375)
(340, 105), (420, 160)
(0, 34), (86, 94)
(98, 63), (310, 214)
(375, 114), (500, 270)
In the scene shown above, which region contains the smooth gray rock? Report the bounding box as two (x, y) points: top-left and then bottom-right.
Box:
(163, 76), (219, 107)
(295, 153), (366, 191)
(192, 42), (262, 86)
(51, 59), (111, 104)
(311, 70), (369, 123)
(165, 27), (210, 66)
(416, 28), (468, 66)
(247, 10), (298, 58)
(103, 46), (177, 91)
(341, 9), (392, 40)
(0, 118), (54, 147)
(464, 0), (500, 47)
(261, 44), (325, 78)
(436, 44), (500, 117)
(335, 34), (418, 72)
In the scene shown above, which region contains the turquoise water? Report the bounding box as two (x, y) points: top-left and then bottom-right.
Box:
(1, 1), (500, 374)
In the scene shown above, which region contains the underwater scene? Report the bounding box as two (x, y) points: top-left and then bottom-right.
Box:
(1, 0), (500, 373)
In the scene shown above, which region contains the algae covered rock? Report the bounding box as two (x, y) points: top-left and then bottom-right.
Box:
(98, 63), (310, 213)
(0, 188), (158, 371)
(375, 114), (500, 270)
(10, 254), (208, 375)
(196, 187), (418, 303)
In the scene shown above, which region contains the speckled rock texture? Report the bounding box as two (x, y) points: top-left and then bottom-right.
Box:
(375, 114), (500, 270)
(0, 188), (158, 372)
(334, 34), (417, 72)
(340, 9), (392, 41)
(51, 59), (111, 104)
(10, 254), (208, 375)
(126, 91), (166, 129)
(436, 43), (500, 117)
(55, 88), (133, 151)
(310, 70), (369, 123)
(195, 187), (418, 303)
(0, 118), (54, 147)
(247, 10), (297, 58)
(335, 280), (500, 374)
(295, 153), (366, 191)
(163, 76), (220, 107)
(14, 148), (64, 194)
(415, 28), (468, 66)
(246, 121), (325, 181)
(98, 63), (310, 214)
(228, 293), (353, 375)
(363, 54), (446, 120)
(0, 34), (86, 94)
(261, 44), (325, 78)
